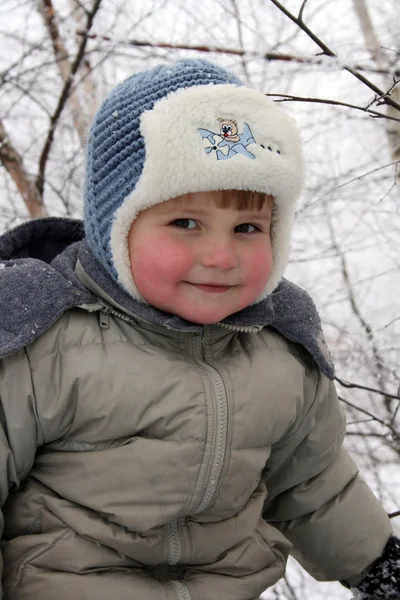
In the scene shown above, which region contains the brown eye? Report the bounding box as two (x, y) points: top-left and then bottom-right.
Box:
(235, 223), (259, 233)
(170, 218), (197, 229)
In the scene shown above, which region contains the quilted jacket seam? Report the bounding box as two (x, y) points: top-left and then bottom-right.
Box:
(10, 527), (71, 600)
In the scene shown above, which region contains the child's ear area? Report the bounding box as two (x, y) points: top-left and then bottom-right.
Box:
(127, 211), (146, 269)
(127, 222), (136, 277)
(127, 216), (138, 248)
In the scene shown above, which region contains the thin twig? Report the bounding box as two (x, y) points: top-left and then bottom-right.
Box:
(298, 0), (309, 23)
(269, 0), (400, 112)
(325, 191), (397, 417)
(365, 78), (400, 109)
(267, 93), (400, 122)
(302, 160), (400, 211)
(389, 509), (400, 519)
(339, 396), (399, 441)
(346, 432), (391, 438)
(335, 377), (400, 401)
(230, 0), (251, 82)
(391, 399), (400, 426)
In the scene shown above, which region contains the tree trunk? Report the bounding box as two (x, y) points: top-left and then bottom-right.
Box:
(352, 0), (400, 163)
(0, 119), (46, 218)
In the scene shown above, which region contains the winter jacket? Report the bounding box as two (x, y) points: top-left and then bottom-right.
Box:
(0, 218), (392, 600)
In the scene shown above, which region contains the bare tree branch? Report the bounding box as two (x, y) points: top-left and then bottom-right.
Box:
(304, 160), (400, 211)
(269, 0), (400, 113)
(76, 32), (397, 75)
(229, 0), (251, 82)
(37, 0), (88, 145)
(324, 198), (395, 416)
(298, 0), (309, 23)
(351, 0), (400, 164)
(339, 396), (399, 444)
(336, 377), (400, 401)
(267, 93), (400, 122)
(37, 0), (102, 199)
(69, 0), (98, 118)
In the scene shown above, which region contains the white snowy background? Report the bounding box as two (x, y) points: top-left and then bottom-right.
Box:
(0, 1), (399, 598)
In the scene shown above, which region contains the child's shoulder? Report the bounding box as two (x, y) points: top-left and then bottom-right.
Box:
(258, 325), (316, 368)
(261, 278), (334, 380)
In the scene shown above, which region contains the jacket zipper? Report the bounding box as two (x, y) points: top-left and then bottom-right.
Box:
(166, 330), (228, 595)
(156, 566), (191, 600)
(97, 302), (136, 325)
(217, 321), (263, 333)
(92, 302), (229, 600)
(168, 518), (184, 564)
(98, 301), (192, 600)
(92, 300), (263, 334)
(192, 331), (229, 514)
(96, 302), (228, 513)
(96, 313), (230, 514)
(170, 580), (191, 600)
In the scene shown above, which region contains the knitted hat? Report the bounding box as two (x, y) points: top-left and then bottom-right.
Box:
(84, 59), (304, 302)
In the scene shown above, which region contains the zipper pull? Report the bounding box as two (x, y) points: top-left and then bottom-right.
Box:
(192, 331), (203, 360)
(197, 330), (205, 346)
(99, 310), (110, 329)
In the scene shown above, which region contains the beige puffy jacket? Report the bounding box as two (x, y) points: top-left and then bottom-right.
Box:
(0, 259), (392, 600)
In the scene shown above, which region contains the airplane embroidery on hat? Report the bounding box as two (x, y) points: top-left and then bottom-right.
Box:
(198, 118), (257, 160)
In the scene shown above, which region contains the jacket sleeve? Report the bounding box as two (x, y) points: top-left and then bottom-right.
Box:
(0, 349), (44, 588)
(262, 367), (393, 583)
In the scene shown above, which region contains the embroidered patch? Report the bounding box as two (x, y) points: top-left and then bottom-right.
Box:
(198, 119), (257, 160)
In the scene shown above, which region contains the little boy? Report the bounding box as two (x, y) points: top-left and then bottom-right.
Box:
(0, 60), (398, 600)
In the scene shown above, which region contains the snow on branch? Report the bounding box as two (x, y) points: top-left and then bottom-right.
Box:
(76, 31), (398, 76)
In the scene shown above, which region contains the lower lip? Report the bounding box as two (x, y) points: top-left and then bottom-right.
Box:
(189, 283), (232, 293)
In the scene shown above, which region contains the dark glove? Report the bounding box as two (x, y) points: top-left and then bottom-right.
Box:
(350, 536), (400, 599)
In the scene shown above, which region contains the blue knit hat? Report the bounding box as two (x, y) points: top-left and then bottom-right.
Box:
(84, 59), (304, 301)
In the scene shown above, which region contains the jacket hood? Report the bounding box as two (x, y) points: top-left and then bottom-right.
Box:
(0, 217), (334, 378)
(0, 218), (94, 358)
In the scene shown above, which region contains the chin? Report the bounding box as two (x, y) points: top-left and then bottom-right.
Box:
(190, 317), (222, 325)
(179, 310), (231, 325)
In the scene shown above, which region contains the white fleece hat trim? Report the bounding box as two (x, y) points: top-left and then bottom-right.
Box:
(110, 84), (304, 303)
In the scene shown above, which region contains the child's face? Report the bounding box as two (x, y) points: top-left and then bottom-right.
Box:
(128, 191), (273, 324)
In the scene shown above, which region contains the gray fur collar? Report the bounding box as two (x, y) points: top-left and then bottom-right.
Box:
(0, 217), (333, 378)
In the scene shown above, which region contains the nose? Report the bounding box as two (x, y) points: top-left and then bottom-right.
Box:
(200, 238), (239, 270)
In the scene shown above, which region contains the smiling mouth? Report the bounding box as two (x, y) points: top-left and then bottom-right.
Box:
(187, 282), (235, 293)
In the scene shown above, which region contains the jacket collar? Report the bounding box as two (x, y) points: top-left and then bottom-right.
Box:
(0, 217), (333, 378)
(78, 241), (334, 378)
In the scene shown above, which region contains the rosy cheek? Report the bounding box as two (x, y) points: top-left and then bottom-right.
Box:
(132, 234), (193, 289)
(246, 245), (273, 289)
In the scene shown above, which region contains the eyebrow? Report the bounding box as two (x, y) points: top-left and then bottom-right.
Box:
(162, 206), (271, 219)
(165, 207), (209, 215)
